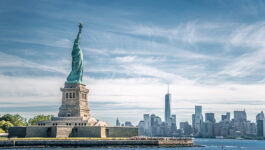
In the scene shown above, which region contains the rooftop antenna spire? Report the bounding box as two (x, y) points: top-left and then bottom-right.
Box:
(167, 83), (169, 94)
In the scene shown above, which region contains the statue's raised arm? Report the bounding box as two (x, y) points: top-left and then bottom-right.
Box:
(77, 22), (82, 39)
(66, 22), (84, 84)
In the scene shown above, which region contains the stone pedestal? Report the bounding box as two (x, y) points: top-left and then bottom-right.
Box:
(58, 83), (90, 120)
(37, 83), (92, 127)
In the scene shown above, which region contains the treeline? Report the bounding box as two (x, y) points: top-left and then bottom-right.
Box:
(0, 114), (52, 133)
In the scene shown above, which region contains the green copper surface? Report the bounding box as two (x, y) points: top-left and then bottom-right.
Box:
(66, 23), (84, 84)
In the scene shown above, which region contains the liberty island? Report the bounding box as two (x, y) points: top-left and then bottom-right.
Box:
(7, 23), (138, 138)
(1, 23), (193, 147)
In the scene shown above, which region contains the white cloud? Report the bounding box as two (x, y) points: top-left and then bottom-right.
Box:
(83, 48), (109, 56)
(0, 52), (67, 74)
(120, 21), (227, 44)
(114, 55), (158, 64)
(219, 22), (265, 77)
(53, 38), (72, 48)
(1, 74), (265, 124)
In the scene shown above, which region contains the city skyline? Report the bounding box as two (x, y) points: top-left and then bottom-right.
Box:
(1, 0), (265, 125)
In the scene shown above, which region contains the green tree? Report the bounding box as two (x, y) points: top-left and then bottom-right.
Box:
(0, 120), (14, 132)
(0, 128), (5, 133)
(0, 120), (6, 129)
(0, 114), (27, 126)
(28, 115), (53, 126)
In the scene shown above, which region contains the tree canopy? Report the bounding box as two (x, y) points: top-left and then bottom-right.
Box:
(0, 114), (53, 132)
(28, 115), (53, 126)
(0, 128), (5, 133)
(0, 120), (14, 132)
(0, 114), (27, 126)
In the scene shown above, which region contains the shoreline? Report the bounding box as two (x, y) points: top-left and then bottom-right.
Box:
(193, 137), (265, 141)
(0, 138), (194, 148)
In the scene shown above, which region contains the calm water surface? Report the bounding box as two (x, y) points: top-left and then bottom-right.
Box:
(1, 138), (265, 150)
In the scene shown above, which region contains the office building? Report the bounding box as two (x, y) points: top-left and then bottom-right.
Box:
(256, 111), (264, 137)
(205, 113), (215, 123)
(165, 87), (171, 125)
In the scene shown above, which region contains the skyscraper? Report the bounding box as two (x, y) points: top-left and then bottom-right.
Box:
(144, 114), (151, 136)
(171, 114), (177, 132)
(226, 112), (230, 121)
(165, 86), (171, 125)
(221, 112), (230, 122)
(194, 105), (203, 133)
(116, 117), (120, 127)
(205, 113), (215, 123)
(192, 114), (195, 129)
(256, 111), (264, 137)
(234, 110), (247, 122)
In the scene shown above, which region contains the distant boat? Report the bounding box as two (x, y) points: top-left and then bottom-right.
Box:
(215, 136), (224, 139)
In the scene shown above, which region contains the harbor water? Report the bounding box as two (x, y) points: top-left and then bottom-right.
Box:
(1, 138), (265, 150)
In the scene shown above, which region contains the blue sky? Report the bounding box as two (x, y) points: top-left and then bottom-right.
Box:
(1, 0), (265, 126)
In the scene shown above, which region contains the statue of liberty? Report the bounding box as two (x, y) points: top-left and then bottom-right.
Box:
(66, 23), (84, 84)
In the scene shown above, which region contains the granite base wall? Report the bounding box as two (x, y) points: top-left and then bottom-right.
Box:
(106, 127), (138, 137)
(71, 126), (105, 138)
(25, 127), (51, 137)
(8, 127), (26, 138)
(55, 126), (72, 138)
(8, 126), (138, 138)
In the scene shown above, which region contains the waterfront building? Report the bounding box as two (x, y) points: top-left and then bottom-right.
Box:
(246, 122), (256, 136)
(192, 114), (195, 130)
(138, 113), (177, 137)
(180, 121), (192, 136)
(138, 121), (145, 136)
(256, 111), (264, 137)
(194, 108), (258, 138)
(138, 88), (177, 137)
(263, 119), (265, 137)
(144, 114), (151, 136)
(257, 119), (264, 137)
(194, 105), (203, 134)
(165, 88), (171, 125)
(201, 121), (214, 137)
(171, 115), (177, 132)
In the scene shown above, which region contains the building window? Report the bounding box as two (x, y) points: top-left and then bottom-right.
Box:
(66, 123), (68, 126)
(82, 94), (86, 99)
(66, 93), (68, 98)
(73, 92), (75, 98)
(70, 93), (72, 98)
(75, 123), (77, 126)
(84, 123), (86, 126)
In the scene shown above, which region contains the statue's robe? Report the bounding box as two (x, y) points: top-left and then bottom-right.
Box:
(66, 28), (83, 84)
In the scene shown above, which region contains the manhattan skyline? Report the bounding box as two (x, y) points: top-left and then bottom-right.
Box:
(1, 0), (265, 125)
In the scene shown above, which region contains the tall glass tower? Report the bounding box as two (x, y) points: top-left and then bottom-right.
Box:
(165, 86), (171, 124)
(194, 105), (203, 133)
